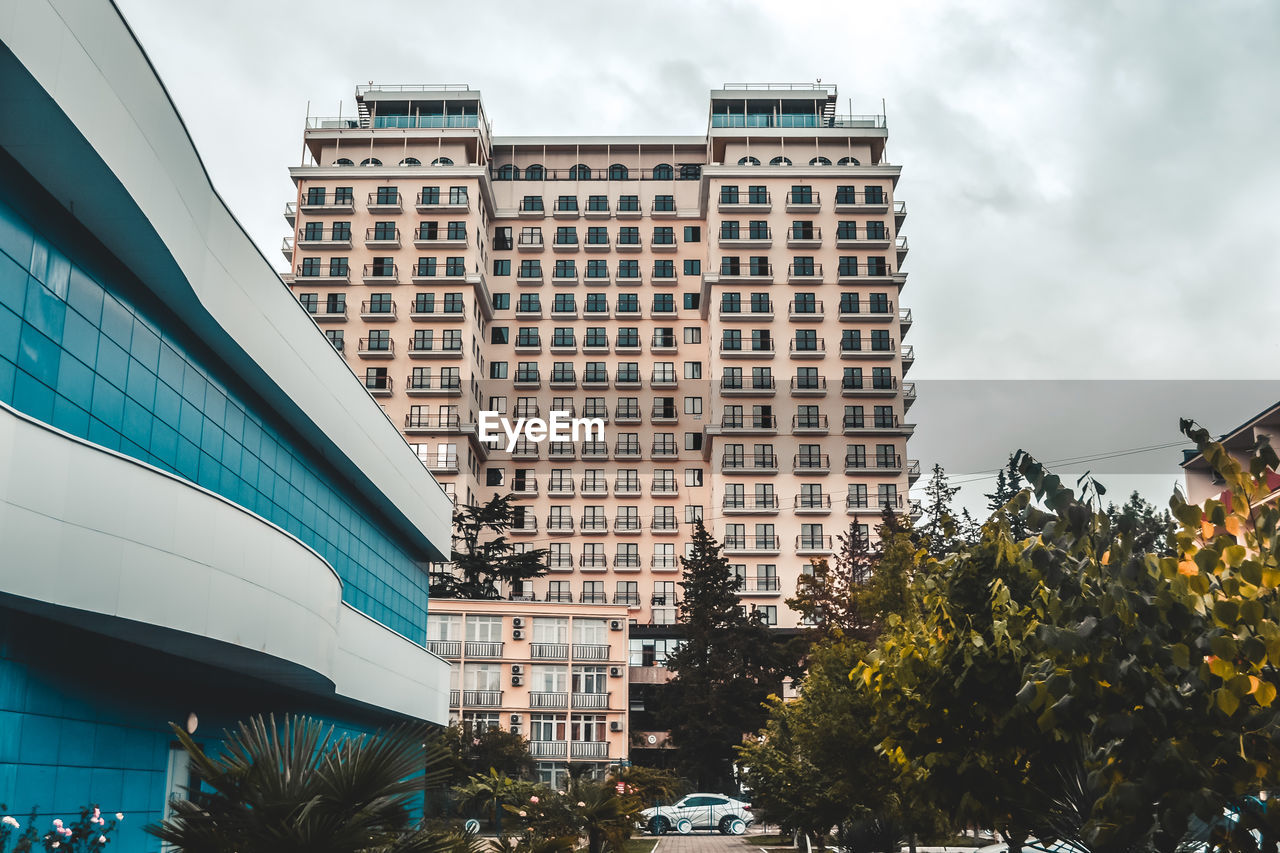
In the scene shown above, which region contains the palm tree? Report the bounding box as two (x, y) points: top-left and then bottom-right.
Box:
(145, 713), (455, 853)
(566, 779), (642, 853)
(454, 769), (520, 835)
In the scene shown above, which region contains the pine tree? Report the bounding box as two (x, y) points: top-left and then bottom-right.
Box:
(920, 463), (961, 559)
(435, 493), (549, 599)
(789, 520), (878, 638)
(985, 454), (1028, 540)
(660, 519), (794, 790)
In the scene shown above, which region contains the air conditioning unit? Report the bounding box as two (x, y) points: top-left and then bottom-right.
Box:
(511, 664), (524, 675)
(609, 666), (624, 678)
(511, 674), (524, 686)
(512, 629), (525, 640)
(609, 619), (624, 631)
(510, 714), (522, 725)
(609, 721), (624, 733)
(510, 725), (522, 736)
(512, 617), (525, 629)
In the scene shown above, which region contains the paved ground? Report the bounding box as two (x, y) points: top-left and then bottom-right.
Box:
(653, 830), (778, 853)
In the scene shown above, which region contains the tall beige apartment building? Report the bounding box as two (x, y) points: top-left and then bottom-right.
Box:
(282, 83), (919, 638)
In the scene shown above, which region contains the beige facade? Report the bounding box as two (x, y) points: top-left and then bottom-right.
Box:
(1183, 401), (1280, 505)
(427, 598), (630, 783)
(283, 83), (919, 631)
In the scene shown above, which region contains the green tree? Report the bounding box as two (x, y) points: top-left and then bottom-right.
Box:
(1105, 489), (1176, 557)
(444, 723), (536, 783)
(660, 519), (795, 790)
(146, 714), (455, 853)
(607, 766), (685, 807)
(436, 494), (549, 599)
(454, 769), (525, 835)
(919, 463), (969, 558)
(986, 454), (1028, 540)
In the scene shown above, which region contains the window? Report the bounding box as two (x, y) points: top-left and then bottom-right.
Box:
(684, 397), (703, 415)
(520, 195), (544, 211)
(652, 293), (674, 313)
(525, 164), (545, 180)
(430, 157), (454, 166)
(556, 195), (578, 212)
(325, 329), (343, 351)
(585, 293), (608, 314)
(618, 260), (640, 279)
(496, 164), (517, 180)
(519, 260), (542, 279)
(653, 226), (675, 245)
(569, 164), (593, 180)
(494, 227), (513, 250)
(616, 293), (639, 313)
(738, 156), (761, 166)
(533, 617), (569, 644)
(684, 361), (702, 379)
(360, 158), (382, 167)
(445, 257), (466, 276)
(493, 258), (511, 276)
(299, 258), (321, 277)
(466, 615), (502, 642)
(586, 259), (608, 279)
(449, 186), (468, 205)
(654, 259), (675, 279)
(683, 259), (701, 275)
(608, 163), (629, 180)
(492, 292), (510, 310)
(618, 195), (640, 212)
(298, 292), (318, 313)
(490, 362), (508, 379)
(683, 225), (701, 242)
(683, 327), (701, 344)
(838, 156), (861, 166)
(810, 156), (832, 166)
(770, 156), (792, 166)
(652, 163), (674, 180)
(375, 186), (398, 205)
(653, 195), (675, 212)
(553, 293), (576, 313)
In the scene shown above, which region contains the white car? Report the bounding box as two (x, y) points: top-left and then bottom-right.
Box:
(641, 793), (753, 835)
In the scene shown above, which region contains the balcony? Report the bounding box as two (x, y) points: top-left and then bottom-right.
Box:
(614, 408), (642, 424)
(786, 226), (822, 248)
(516, 270), (544, 286)
(614, 443), (642, 460)
(723, 496), (780, 515)
(651, 519), (680, 534)
(835, 228), (891, 250)
(510, 518), (539, 533)
(895, 199), (908, 225)
(614, 480), (642, 497)
(719, 343), (775, 359)
(573, 645), (611, 661)
(719, 415), (777, 434)
(900, 308), (914, 334)
(842, 378), (899, 398)
(547, 443), (576, 460)
(366, 192), (402, 213)
(512, 373), (542, 390)
(843, 416), (915, 437)
(719, 304), (773, 321)
(787, 263), (823, 283)
(362, 263), (399, 284)
(545, 588), (574, 601)
(300, 195), (355, 214)
(717, 263), (774, 283)
(416, 191), (470, 212)
(908, 459), (922, 484)
(837, 265), (895, 283)
(719, 377), (776, 397)
(789, 338), (826, 359)
(358, 338), (394, 358)
(795, 494), (833, 514)
(717, 191), (771, 212)
(513, 338), (543, 354)
(578, 591), (608, 604)
(461, 690), (502, 707)
(464, 641), (504, 658)
(364, 376), (393, 397)
(615, 593), (641, 608)
(615, 555), (642, 570)
(360, 301), (397, 321)
(511, 481), (538, 497)
(297, 268), (351, 285)
(426, 455), (458, 474)
(789, 301), (824, 321)
(426, 640), (461, 657)
(796, 535), (834, 555)
(580, 442), (609, 460)
(306, 305), (347, 322)
(413, 231), (467, 250)
(790, 376), (827, 396)
(785, 190), (821, 212)
(903, 346), (915, 371)
(296, 229), (353, 250)
(651, 407), (678, 423)
(651, 557), (678, 571)
(650, 371), (678, 389)
(896, 235), (910, 264)
(579, 554), (608, 569)
(721, 454), (778, 474)
(840, 342), (896, 360)
(616, 234), (643, 253)
(547, 517), (575, 534)
(846, 454), (903, 475)
(650, 443), (679, 459)
(571, 692), (610, 709)
(614, 373), (643, 389)
(650, 481), (679, 496)
(614, 517), (643, 534)
(517, 233), (545, 252)
(834, 191), (890, 213)
(518, 198), (546, 216)
(738, 577), (782, 595)
(530, 741), (569, 759)
(549, 371), (578, 389)
(408, 340), (463, 359)
(724, 536), (781, 556)
(792, 413), (829, 434)
(717, 229), (772, 249)
(532, 643), (569, 660)
(651, 235), (678, 252)
(530, 692), (569, 709)
(838, 301), (895, 322)
(794, 453), (831, 474)
(650, 335), (678, 354)
(364, 227), (401, 249)
(284, 201), (296, 225)
(552, 269), (580, 285)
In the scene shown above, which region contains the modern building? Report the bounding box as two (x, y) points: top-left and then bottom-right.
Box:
(1182, 401), (1280, 505)
(0, 4), (453, 851)
(428, 599), (631, 787)
(284, 82), (920, 634)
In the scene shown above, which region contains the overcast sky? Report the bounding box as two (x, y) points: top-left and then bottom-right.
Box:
(113, 0), (1280, 514)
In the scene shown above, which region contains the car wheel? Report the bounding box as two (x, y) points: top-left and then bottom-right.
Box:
(675, 818), (693, 835)
(727, 818), (747, 835)
(650, 818), (669, 836)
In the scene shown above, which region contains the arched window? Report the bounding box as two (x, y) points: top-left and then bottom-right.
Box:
(334, 158), (354, 166)
(399, 157), (422, 166)
(431, 157), (454, 166)
(524, 164), (546, 180)
(837, 156), (861, 166)
(809, 156), (832, 166)
(769, 156), (793, 166)
(679, 164), (702, 180)
(652, 164), (674, 180)
(569, 164), (593, 180)
(608, 164), (629, 180)
(360, 157), (382, 166)
(738, 156), (760, 166)
(495, 164), (517, 180)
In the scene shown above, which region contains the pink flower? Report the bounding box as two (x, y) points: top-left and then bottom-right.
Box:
(577, 801), (586, 808)
(518, 811), (527, 817)
(98, 836), (107, 844)
(51, 843), (60, 849)
(2, 815), (19, 828)
(115, 814), (124, 821)
(530, 796), (539, 804)
(93, 808), (100, 819)
(52, 820), (64, 828)
(61, 827), (73, 836)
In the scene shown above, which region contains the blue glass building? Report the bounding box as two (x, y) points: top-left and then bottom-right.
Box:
(0, 2), (455, 850)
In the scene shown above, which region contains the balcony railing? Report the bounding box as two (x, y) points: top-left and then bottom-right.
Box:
(530, 692), (569, 709)
(721, 454), (779, 472)
(724, 536), (781, 553)
(795, 494), (833, 511)
(794, 453), (831, 471)
(578, 592), (608, 604)
(464, 641), (503, 658)
(404, 413), (461, 430)
(614, 593), (641, 606)
(571, 692), (610, 710)
(797, 535), (834, 553)
(723, 496), (781, 512)
(573, 644), (610, 661)
(787, 263), (822, 281)
(720, 415), (777, 431)
(426, 640), (461, 657)
(793, 414), (830, 432)
(790, 338), (826, 357)
(569, 742), (609, 763)
(791, 377), (827, 393)
(462, 690), (502, 707)
(532, 643), (569, 660)
(530, 741), (568, 759)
